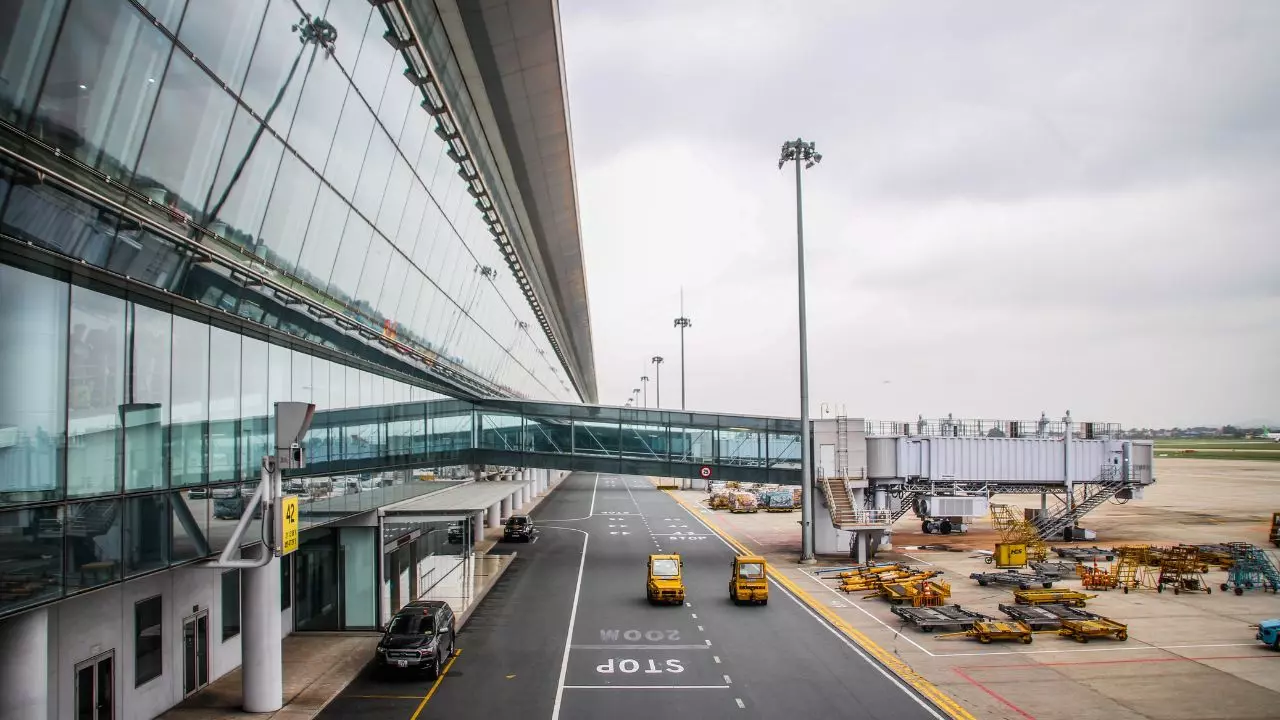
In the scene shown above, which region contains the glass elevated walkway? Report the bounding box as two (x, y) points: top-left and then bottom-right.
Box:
(296, 397), (802, 485)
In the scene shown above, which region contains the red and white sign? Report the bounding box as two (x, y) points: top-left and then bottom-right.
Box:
(699, 466), (712, 479)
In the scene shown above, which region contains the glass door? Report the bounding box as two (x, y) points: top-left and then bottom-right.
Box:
(182, 611), (209, 696)
(74, 651), (114, 720)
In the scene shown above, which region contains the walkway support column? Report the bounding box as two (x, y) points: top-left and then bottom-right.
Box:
(487, 502), (500, 528)
(243, 551), (282, 712)
(501, 494), (512, 519)
(473, 511), (485, 544)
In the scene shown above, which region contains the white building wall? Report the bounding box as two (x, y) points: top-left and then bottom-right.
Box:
(8, 561), (296, 720)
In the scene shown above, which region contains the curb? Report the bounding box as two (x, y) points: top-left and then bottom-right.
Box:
(664, 490), (976, 720)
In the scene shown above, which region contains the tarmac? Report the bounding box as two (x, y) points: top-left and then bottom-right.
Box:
(675, 457), (1280, 720)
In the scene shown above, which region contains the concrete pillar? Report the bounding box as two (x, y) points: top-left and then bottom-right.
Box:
(243, 554), (283, 712)
(0, 606), (49, 720)
(487, 502), (501, 528)
(473, 512), (485, 544)
(515, 485), (526, 511)
(474, 467), (483, 482)
(501, 494), (512, 519)
(856, 533), (869, 564)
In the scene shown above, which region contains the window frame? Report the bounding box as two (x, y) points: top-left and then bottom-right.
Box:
(134, 594), (163, 687)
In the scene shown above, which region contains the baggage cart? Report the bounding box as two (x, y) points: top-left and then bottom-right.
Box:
(1058, 617), (1128, 642)
(970, 570), (1055, 589)
(890, 604), (984, 633)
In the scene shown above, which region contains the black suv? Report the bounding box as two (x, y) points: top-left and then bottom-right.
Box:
(503, 514), (536, 542)
(375, 601), (456, 677)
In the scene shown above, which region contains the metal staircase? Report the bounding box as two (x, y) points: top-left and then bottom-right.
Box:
(820, 477), (859, 527)
(835, 414), (850, 479)
(1030, 466), (1126, 540)
(891, 492), (919, 522)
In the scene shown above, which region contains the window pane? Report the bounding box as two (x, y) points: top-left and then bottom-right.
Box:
(287, 50), (347, 173)
(291, 350), (312, 405)
(324, 88), (375, 201)
(256, 152), (320, 273)
(135, 595), (163, 686)
(138, 0), (185, 29)
(205, 108), (286, 252)
(376, 65), (412, 144)
(327, 213), (372, 306)
(353, 130), (394, 220)
(350, 11), (393, 111)
(240, 336), (268, 480)
(126, 305), (170, 492)
(170, 488), (209, 563)
(0, 264), (67, 504)
(221, 570), (241, 640)
(33, 0), (171, 178)
(378, 258), (409, 319)
(280, 555), (291, 609)
(376, 157), (412, 243)
(355, 234), (392, 312)
(294, 183), (349, 292)
(65, 498), (121, 592)
(209, 327), (241, 484)
(133, 50), (238, 224)
(170, 317), (209, 488)
(0, 0), (67, 126)
(123, 493), (168, 576)
(238, 0), (315, 139)
(176, 0), (266, 92)
(68, 286), (124, 497)
(267, 342), (291, 443)
(0, 505), (63, 613)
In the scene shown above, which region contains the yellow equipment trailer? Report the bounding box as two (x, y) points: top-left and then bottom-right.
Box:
(1058, 617), (1128, 642)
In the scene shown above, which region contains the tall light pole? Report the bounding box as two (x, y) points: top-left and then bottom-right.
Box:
(674, 289), (692, 410)
(632, 388), (641, 407)
(640, 375), (650, 407)
(778, 137), (822, 564)
(651, 356), (664, 408)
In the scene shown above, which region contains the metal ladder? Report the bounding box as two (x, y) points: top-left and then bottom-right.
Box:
(835, 414), (850, 479)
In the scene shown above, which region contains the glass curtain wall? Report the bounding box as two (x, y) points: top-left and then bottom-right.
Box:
(0, 0), (578, 403)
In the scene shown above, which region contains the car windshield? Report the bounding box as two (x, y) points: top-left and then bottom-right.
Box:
(507, 517), (527, 526)
(387, 614), (434, 635)
(738, 562), (764, 579)
(652, 559), (679, 577)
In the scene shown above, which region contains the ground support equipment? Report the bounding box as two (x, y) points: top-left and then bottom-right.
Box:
(997, 603), (1095, 630)
(1013, 588), (1096, 607)
(1058, 617), (1128, 642)
(970, 570), (1055, 589)
(1221, 543), (1280, 595)
(1053, 546), (1115, 562)
(936, 619), (1035, 645)
(890, 605), (984, 633)
(1030, 562), (1079, 580)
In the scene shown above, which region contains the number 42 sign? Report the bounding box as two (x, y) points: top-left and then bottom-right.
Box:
(279, 495), (299, 556)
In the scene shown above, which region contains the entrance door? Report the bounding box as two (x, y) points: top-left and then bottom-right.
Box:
(182, 612), (210, 696)
(74, 651), (114, 720)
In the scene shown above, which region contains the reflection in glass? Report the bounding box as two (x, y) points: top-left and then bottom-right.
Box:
(0, 264), (67, 502)
(355, 234), (392, 312)
(176, 0), (266, 92)
(65, 499), (121, 592)
(67, 286), (124, 498)
(209, 328), (241, 484)
(0, 506), (63, 614)
(240, 336), (268, 481)
(288, 50), (348, 173)
(324, 87), (375, 201)
(171, 488), (210, 563)
(32, 0), (171, 178)
(171, 318), (209, 487)
(238, 0), (316, 140)
(256, 152), (320, 273)
(123, 494), (167, 576)
(125, 305), (169, 492)
(352, 129), (394, 220)
(327, 213), (372, 305)
(294, 183), (349, 292)
(0, 0), (66, 126)
(205, 108), (286, 251)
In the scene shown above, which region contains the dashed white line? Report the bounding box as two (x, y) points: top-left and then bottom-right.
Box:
(713, 655), (721, 664)
(735, 698), (746, 709)
(697, 625), (704, 632)
(705, 639), (712, 647)
(723, 674), (733, 685)
(691, 613), (698, 619)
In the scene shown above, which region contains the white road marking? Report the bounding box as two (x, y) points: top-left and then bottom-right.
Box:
(549, 526), (589, 720)
(735, 698), (746, 709)
(705, 639), (712, 646)
(691, 613), (697, 619)
(723, 674), (732, 684)
(697, 625), (704, 632)
(572, 644), (712, 650)
(713, 655), (721, 664)
(564, 685), (732, 690)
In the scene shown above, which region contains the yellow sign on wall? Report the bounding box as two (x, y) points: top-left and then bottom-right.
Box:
(280, 495), (299, 555)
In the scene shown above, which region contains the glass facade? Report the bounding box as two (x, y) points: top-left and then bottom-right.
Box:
(0, 0), (577, 403)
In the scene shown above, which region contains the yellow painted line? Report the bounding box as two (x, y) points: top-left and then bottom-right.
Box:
(351, 694), (428, 699)
(408, 648), (461, 720)
(664, 491), (976, 720)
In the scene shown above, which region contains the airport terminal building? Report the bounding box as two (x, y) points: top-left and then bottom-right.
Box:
(0, 1), (595, 717)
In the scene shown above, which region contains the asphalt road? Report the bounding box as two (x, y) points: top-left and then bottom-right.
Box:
(318, 473), (947, 719)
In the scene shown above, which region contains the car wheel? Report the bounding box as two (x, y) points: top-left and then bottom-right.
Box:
(430, 653), (441, 680)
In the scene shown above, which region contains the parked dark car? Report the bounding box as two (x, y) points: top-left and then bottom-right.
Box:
(447, 523), (465, 544)
(375, 601), (456, 677)
(503, 514), (536, 542)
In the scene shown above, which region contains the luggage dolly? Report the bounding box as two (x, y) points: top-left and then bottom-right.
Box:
(970, 570), (1055, 590)
(890, 604), (984, 633)
(936, 618), (1035, 645)
(1058, 617), (1128, 642)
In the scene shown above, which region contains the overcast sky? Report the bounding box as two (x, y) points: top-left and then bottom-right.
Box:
(559, 1), (1280, 429)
